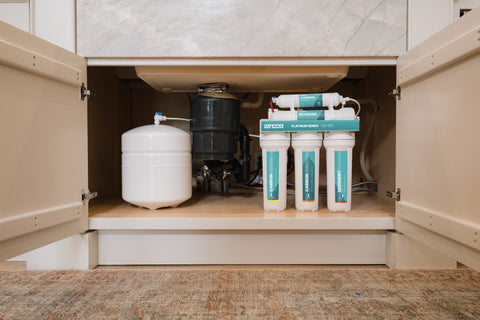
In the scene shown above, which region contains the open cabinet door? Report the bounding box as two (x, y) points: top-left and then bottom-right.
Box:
(395, 8), (480, 271)
(0, 21), (90, 261)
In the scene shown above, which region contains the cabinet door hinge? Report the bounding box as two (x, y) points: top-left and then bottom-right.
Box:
(80, 83), (94, 100)
(82, 190), (98, 201)
(386, 188), (401, 201)
(389, 86), (401, 100)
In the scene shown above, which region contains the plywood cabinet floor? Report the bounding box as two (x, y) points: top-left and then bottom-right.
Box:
(89, 192), (395, 230)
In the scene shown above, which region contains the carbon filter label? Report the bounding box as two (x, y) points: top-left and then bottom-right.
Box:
(334, 150), (348, 203)
(266, 151), (279, 201)
(302, 151), (315, 201)
(299, 94), (323, 108)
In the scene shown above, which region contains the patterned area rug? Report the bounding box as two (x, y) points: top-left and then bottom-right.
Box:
(0, 268), (479, 319)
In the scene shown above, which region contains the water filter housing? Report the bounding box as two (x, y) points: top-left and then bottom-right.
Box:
(260, 133), (290, 211)
(122, 123), (192, 210)
(292, 133), (323, 211)
(324, 132), (355, 212)
(260, 96), (360, 212)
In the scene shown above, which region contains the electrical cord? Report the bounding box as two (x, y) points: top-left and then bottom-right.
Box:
(247, 169), (260, 186)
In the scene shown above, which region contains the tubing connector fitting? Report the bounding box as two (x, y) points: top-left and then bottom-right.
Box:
(154, 112), (167, 125)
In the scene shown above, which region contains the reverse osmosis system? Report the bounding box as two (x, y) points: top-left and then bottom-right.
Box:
(260, 93), (361, 212)
(121, 85), (370, 212)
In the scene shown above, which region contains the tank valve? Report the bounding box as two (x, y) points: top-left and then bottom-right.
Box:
(154, 112), (191, 125)
(154, 112), (167, 125)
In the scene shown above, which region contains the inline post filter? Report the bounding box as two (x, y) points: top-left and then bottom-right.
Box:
(260, 133), (290, 211)
(271, 93), (361, 118)
(324, 132), (355, 212)
(292, 133), (323, 211)
(272, 93), (348, 110)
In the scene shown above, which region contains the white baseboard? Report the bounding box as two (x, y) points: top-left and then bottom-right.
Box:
(98, 230), (387, 265)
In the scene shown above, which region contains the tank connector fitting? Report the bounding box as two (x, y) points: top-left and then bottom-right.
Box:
(154, 112), (167, 125)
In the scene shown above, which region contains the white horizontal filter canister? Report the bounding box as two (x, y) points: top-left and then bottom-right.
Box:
(272, 93), (347, 109)
(260, 133), (290, 211)
(122, 124), (192, 210)
(324, 132), (355, 212)
(292, 133), (322, 211)
(324, 107), (356, 120)
(268, 107), (356, 121)
(268, 109), (327, 121)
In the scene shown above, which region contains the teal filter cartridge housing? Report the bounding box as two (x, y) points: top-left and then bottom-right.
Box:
(324, 132), (355, 212)
(291, 133), (323, 211)
(260, 133), (290, 211)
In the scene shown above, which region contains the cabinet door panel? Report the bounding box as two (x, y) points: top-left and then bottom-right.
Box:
(396, 8), (480, 271)
(0, 21), (89, 261)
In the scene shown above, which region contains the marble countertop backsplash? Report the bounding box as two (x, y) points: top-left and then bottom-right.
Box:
(77, 0), (406, 57)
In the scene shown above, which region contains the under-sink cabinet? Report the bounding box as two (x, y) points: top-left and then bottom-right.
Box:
(1, 9), (479, 270)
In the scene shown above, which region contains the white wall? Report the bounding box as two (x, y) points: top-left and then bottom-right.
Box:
(34, 0), (76, 52)
(0, 1), (30, 32)
(408, 0), (480, 49)
(408, 0), (452, 49)
(0, 0), (76, 52)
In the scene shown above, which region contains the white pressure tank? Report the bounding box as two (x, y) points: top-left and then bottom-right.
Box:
(121, 120), (192, 210)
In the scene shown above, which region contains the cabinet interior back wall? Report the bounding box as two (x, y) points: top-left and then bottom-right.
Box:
(87, 66), (396, 205)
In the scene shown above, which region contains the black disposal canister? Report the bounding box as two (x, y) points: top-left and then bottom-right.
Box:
(190, 83), (240, 160)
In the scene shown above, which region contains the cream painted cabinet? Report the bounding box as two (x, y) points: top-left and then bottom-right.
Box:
(394, 8), (480, 270)
(1, 8), (480, 271)
(0, 20), (90, 261)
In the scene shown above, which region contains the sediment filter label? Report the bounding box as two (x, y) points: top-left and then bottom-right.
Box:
(299, 94), (323, 107)
(297, 110), (325, 120)
(302, 151), (315, 202)
(266, 151), (279, 201)
(334, 150), (348, 203)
